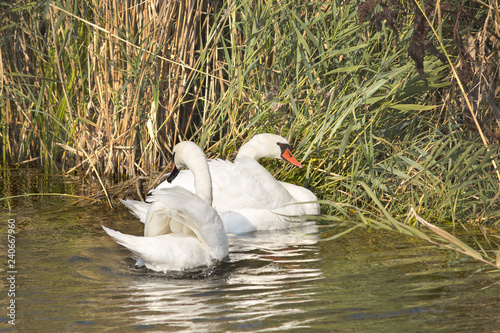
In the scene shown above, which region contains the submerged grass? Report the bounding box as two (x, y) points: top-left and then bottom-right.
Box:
(1, 0), (499, 268)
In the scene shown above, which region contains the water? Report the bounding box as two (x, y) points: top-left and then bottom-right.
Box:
(1, 170), (499, 332)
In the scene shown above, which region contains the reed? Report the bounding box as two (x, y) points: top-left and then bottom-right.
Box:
(1, 1), (499, 265)
(1, 0), (236, 178)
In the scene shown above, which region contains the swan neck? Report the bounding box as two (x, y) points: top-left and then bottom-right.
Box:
(236, 134), (285, 161)
(236, 141), (262, 160)
(190, 159), (213, 206)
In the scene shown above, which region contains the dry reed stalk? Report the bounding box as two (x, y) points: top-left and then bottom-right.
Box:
(0, 0), (252, 180)
(57, 0), (230, 177)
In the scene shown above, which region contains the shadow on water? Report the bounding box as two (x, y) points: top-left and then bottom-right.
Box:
(1, 169), (500, 332)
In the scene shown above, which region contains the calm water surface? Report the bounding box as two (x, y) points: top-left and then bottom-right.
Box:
(1, 170), (499, 332)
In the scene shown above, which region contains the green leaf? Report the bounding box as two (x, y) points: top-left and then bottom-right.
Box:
(389, 104), (438, 111)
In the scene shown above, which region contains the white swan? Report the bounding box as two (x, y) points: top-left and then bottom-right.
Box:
(122, 134), (320, 234)
(103, 141), (228, 272)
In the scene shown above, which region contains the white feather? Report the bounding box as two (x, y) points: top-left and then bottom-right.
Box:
(123, 134), (320, 234)
(103, 141), (228, 272)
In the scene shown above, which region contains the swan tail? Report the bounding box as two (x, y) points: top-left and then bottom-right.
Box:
(102, 226), (161, 265)
(120, 199), (149, 224)
(102, 225), (141, 249)
(102, 225), (211, 271)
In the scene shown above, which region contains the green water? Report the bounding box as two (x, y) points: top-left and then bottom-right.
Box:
(1, 170), (499, 332)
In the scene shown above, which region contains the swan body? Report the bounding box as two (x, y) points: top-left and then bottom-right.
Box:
(104, 141), (228, 272)
(121, 134), (320, 234)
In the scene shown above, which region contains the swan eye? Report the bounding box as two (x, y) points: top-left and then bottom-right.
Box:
(277, 142), (303, 168)
(276, 142), (288, 154)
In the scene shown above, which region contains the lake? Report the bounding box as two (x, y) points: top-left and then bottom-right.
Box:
(1, 169), (499, 332)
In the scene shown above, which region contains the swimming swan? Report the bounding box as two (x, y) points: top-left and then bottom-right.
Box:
(103, 141), (228, 272)
(122, 134), (320, 234)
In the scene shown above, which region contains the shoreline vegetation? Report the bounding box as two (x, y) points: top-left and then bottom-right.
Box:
(1, 1), (499, 269)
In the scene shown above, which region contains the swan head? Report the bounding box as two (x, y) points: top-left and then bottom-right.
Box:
(236, 133), (303, 168)
(167, 141), (207, 183)
(166, 141), (213, 206)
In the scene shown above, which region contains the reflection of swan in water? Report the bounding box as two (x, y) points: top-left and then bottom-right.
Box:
(123, 278), (227, 330)
(228, 224), (319, 258)
(120, 226), (322, 329)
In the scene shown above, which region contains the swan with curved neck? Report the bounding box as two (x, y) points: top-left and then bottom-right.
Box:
(234, 133), (302, 166)
(103, 141), (228, 272)
(121, 133), (319, 234)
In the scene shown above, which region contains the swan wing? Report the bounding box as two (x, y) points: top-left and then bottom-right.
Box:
(278, 181), (320, 215)
(210, 157), (295, 211)
(220, 206), (316, 233)
(153, 169), (196, 193)
(102, 226), (210, 271)
(145, 187), (228, 259)
(120, 199), (149, 223)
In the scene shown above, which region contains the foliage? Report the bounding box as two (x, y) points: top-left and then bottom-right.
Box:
(1, 0), (233, 177)
(1, 1), (499, 265)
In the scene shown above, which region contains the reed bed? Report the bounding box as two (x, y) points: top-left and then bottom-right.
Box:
(1, 0), (235, 177)
(1, 1), (500, 267)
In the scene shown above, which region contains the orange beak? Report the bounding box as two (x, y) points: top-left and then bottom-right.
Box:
(282, 147), (303, 168)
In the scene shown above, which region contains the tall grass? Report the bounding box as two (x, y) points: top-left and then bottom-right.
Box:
(1, 1), (499, 265)
(1, 0), (235, 177)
